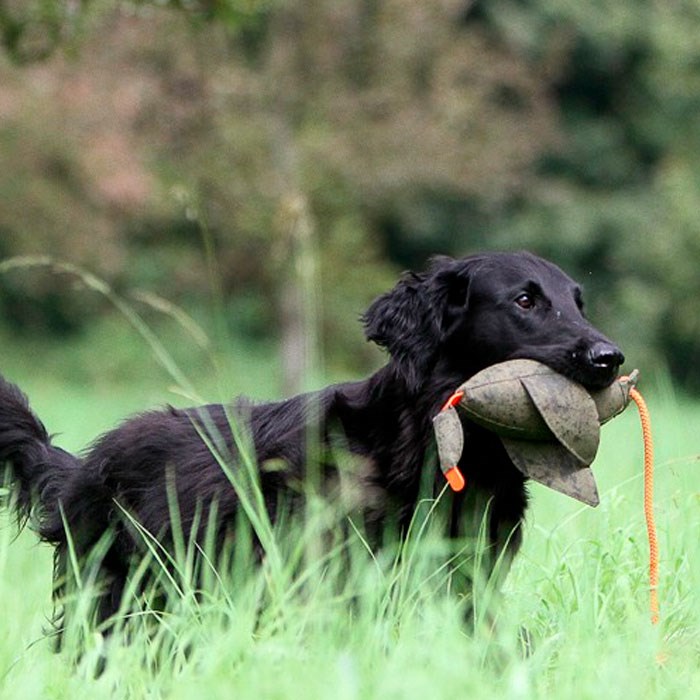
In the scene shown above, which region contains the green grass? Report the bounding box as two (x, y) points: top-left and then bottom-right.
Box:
(0, 326), (699, 699)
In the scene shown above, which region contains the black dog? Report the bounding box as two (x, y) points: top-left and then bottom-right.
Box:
(0, 252), (623, 632)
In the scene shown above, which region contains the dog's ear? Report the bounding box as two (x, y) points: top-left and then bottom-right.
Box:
(362, 257), (474, 391)
(428, 257), (473, 338)
(362, 272), (440, 392)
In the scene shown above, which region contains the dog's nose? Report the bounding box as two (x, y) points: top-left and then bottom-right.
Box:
(587, 342), (625, 371)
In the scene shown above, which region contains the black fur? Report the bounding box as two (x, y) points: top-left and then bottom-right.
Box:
(0, 252), (624, 632)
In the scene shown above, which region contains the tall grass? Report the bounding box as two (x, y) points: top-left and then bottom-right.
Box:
(0, 260), (699, 698)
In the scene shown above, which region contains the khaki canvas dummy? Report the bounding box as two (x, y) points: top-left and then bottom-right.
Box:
(433, 360), (638, 506)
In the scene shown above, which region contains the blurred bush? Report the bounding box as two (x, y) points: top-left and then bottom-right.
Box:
(0, 0), (698, 390)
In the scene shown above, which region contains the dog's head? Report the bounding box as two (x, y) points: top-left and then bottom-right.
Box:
(363, 251), (624, 393)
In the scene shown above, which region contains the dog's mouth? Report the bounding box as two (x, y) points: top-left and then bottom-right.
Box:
(508, 342), (625, 393)
(578, 368), (622, 391)
(563, 362), (621, 392)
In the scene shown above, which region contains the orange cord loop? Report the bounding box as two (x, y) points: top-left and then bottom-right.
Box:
(439, 378), (659, 626)
(627, 386), (659, 625)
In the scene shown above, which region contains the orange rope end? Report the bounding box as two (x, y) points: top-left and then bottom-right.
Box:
(441, 389), (465, 411)
(629, 386), (659, 626)
(444, 466), (466, 492)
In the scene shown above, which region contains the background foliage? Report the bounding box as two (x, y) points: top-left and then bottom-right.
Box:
(0, 4), (699, 699)
(0, 0), (699, 390)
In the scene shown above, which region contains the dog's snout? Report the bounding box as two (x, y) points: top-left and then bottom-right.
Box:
(587, 341), (625, 371)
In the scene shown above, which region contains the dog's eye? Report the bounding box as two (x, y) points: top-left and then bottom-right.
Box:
(515, 293), (535, 310)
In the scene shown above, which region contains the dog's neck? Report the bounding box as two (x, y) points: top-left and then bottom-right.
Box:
(326, 361), (527, 540)
(331, 363), (468, 480)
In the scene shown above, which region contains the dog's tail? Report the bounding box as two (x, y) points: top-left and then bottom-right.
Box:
(0, 374), (80, 544)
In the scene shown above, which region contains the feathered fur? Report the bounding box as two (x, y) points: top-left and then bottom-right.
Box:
(0, 252), (624, 634)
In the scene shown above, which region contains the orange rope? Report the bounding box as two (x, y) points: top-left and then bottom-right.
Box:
(439, 379), (660, 624)
(629, 386), (659, 625)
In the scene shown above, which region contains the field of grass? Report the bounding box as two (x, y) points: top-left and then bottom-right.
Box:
(0, 323), (699, 699)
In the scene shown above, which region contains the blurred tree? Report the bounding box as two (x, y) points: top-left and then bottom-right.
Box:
(0, 0), (263, 63)
(446, 0), (700, 389)
(1, 0), (700, 391)
(0, 0), (83, 63)
(146, 0), (560, 385)
(0, 0), (560, 389)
